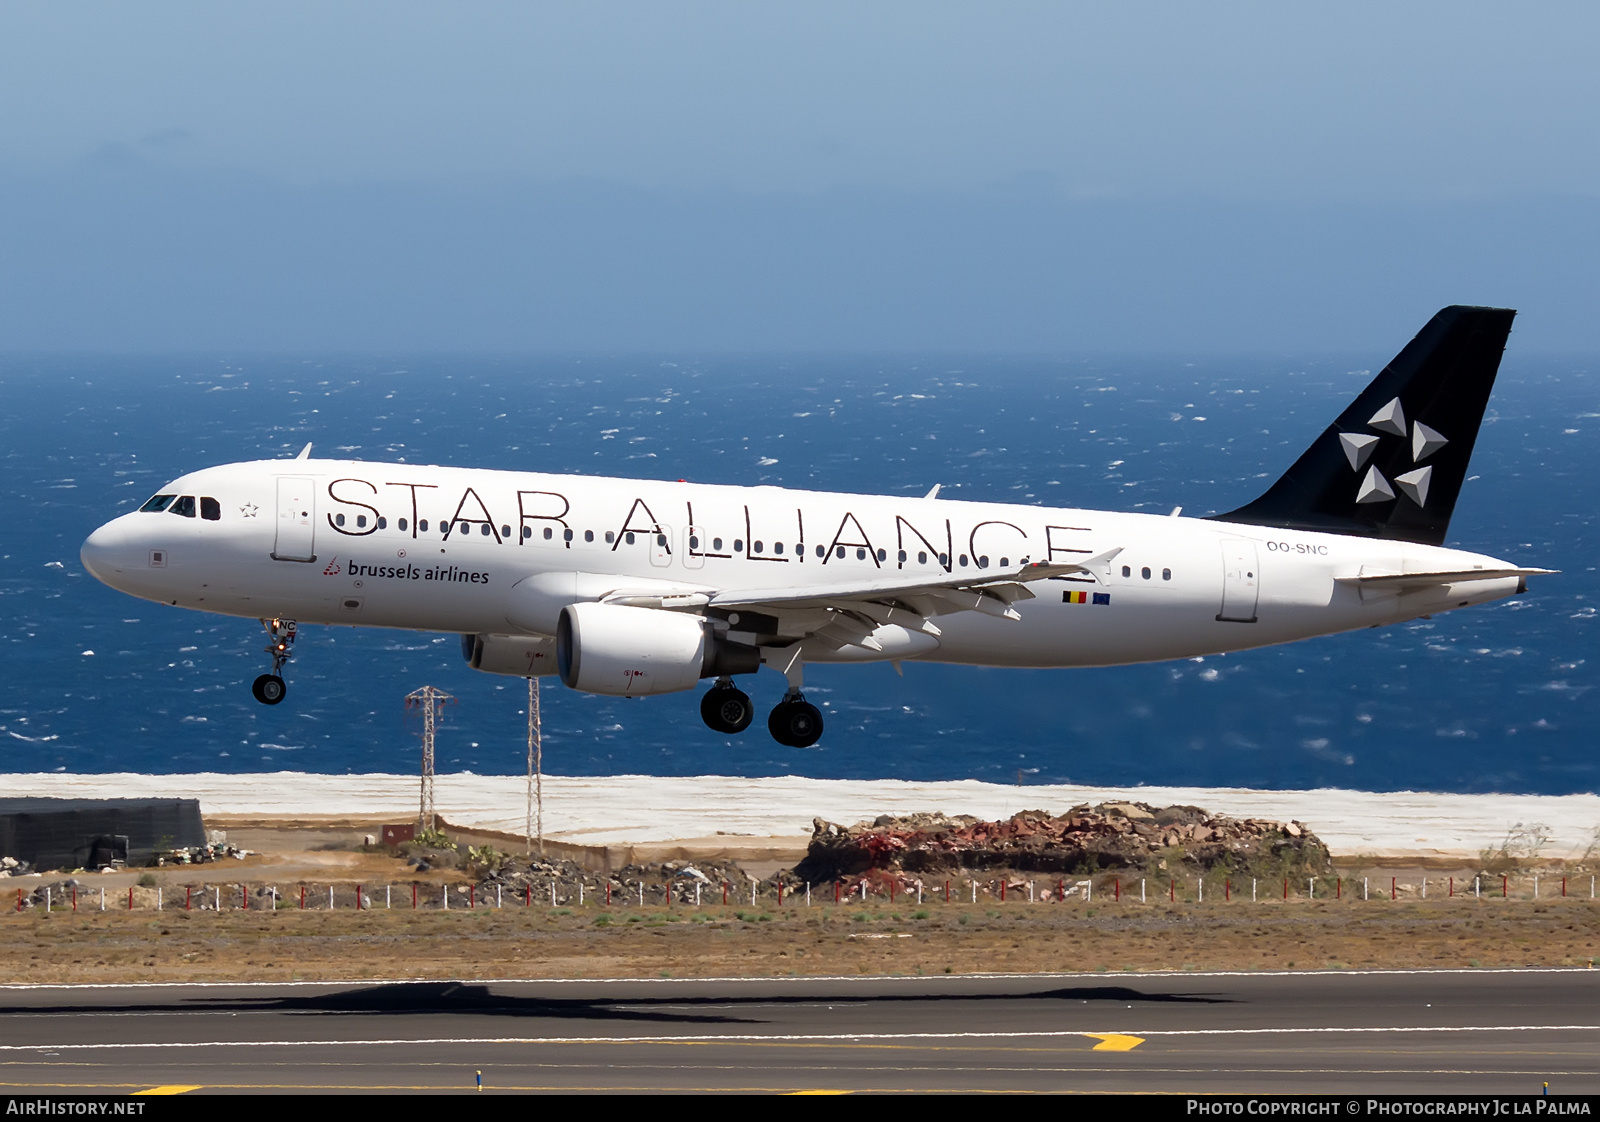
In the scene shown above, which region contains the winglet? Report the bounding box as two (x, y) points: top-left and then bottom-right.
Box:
(924, 484), (941, 499)
(295, 442), (313, 461)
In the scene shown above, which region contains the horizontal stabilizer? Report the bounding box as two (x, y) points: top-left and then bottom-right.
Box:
(1335, 567), (1555, 592)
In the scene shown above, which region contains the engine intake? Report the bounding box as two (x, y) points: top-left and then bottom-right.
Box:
(556, 602), (758, 696)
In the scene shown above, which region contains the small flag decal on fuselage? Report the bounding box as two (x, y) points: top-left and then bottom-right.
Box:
(1063, 590), (1112, 605)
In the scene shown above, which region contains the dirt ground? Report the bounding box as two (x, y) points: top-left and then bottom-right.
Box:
(3, 895), (1597, 984)
(2, 824), (1595, 984)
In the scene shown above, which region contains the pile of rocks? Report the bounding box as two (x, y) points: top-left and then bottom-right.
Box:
(792, 802), (1332, 881)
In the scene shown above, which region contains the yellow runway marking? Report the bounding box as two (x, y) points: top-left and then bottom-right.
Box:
(1083, 1034), (1145, 1052)
(133, 1085), (202, 1095)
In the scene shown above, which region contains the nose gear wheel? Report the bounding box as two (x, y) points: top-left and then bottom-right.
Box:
(252, 674), (287, 705)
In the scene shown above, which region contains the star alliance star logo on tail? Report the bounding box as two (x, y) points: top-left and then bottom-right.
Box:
(1337, 397), (1448, 508)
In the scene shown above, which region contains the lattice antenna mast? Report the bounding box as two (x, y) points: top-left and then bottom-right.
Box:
(405, 686), (456, 832)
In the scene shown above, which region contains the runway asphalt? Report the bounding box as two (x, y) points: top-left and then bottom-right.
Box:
(0, 969), (1594, 1095)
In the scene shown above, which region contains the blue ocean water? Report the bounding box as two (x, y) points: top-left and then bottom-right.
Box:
(0, 352), (1594, 794)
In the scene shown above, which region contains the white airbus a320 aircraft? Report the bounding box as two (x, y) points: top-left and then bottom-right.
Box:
(81, 307), (1550, 747)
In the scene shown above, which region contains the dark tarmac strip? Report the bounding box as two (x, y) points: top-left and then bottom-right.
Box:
(0, 969), (1595, 1095)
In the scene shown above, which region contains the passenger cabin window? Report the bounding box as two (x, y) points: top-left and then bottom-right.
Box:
(140, 494), (175, 513)
(200, 497), (221, 521)
(170, 496), (196, 518)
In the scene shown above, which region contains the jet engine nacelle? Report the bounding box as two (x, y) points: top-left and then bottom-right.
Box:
(460, 633), (557, 677)
(556, 602), (759, 696)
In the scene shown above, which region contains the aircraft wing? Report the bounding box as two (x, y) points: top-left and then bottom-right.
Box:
(681, 550), (1122, 654)
(588, 550), (1122, 654)
(712, 551), (1120, 611)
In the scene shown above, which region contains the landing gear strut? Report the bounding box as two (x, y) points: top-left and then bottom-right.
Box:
(759, 644), (824, 747)
(252, 617), (296, 706)
(700, 678), (754, 734)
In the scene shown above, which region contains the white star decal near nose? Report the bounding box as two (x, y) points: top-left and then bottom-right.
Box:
(239, 503), (258, 518)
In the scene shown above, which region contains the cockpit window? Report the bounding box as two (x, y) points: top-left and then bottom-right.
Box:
(200, 497), (221, 521)
(140, 494), (176, 512)
(169, 496), (197, 518)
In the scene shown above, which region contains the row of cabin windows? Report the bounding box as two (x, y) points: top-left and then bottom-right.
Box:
(140, 494), (221, 521)
(330, 511), (1024, 570)
(1122, 563), (1173, 581)
(140, 494), (1045, 571)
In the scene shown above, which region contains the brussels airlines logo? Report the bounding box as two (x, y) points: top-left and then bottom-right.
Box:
(323, 557), (491, 584)
(1337, 397), (1447, 509)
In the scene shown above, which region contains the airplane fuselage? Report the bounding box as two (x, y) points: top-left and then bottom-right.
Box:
(80, 457), (1524, 671)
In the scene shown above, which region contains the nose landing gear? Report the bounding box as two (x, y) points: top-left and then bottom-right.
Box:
(699, 678), (754, 734)
(251, 618), (296, 706)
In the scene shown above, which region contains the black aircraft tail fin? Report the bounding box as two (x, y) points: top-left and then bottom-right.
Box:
(1209, 305), (1515, 546)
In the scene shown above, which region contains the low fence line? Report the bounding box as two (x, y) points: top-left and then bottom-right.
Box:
(6, 872), (1596, 913)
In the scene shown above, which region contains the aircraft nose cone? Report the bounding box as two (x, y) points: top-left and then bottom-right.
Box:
(80, 520), (129, 584)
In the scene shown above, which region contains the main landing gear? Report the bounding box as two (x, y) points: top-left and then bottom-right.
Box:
(698, 646), (825, 747)
(768, 692), (824, 748)
(251, 617), (296, 706)
(700, 678), (754, 734)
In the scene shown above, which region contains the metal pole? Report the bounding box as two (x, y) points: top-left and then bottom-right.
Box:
(534, 677), (543, 856)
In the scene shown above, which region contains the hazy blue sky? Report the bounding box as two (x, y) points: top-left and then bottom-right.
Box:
(2, 3), (1597, 351)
